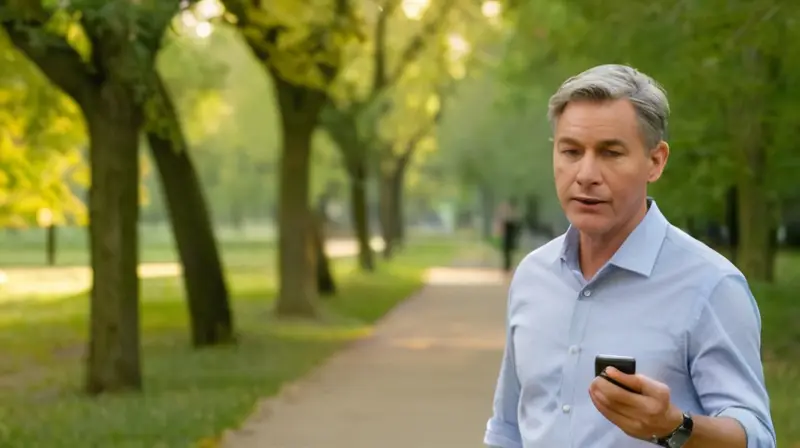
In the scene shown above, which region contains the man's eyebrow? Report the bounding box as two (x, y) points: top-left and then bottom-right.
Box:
(555, 137), (628, 148)
(555, 137), (582, 146)
(596, 139), (627, 148)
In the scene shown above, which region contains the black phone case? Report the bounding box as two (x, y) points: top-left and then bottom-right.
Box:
(594, 355), (636, 376)
(595, 355), (638, 394)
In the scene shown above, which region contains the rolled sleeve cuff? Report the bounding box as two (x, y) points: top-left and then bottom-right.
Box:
(484, 421), (523, 448)
(716, 407), (776, 448)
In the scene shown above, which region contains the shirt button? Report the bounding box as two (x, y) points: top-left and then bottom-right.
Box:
(562, 404), (572, 413)
(582, 289), (592, 297)
(569, 345), (580, 354)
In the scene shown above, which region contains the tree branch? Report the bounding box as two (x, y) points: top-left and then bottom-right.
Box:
(1, 18), (96, 104)
(378, 0), (457, 93)
(398, 81), (451, 162)
(371, 0), (401, 94)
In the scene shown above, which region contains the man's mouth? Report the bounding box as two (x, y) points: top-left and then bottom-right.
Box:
(574, 197), (604, 205)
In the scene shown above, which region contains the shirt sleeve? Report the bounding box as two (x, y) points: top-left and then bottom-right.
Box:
(484, 289), (523, 448)
(688, 273), (776, 448)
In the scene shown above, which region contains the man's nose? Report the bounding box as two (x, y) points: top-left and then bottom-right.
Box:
(576, 155), (602, 186)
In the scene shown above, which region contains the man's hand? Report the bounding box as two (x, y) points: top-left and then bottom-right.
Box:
(589, 367), (684, 441)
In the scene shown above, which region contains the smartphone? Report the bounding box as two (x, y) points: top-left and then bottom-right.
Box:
(595, 354), (638, 394)
(595, 354), (636, 376)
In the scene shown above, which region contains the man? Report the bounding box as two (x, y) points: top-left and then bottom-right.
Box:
(484, 64), (775, 448)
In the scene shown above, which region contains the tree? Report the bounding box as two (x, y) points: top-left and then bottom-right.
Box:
(1, 0), (232, 393)
(499, 0), (800, 281)
(320, 0), (457, 271)
(145, 73), (234, 347)
(219, 0), (365, 317)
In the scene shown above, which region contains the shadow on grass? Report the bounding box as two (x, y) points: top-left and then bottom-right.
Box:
(0, 239), (463, 448)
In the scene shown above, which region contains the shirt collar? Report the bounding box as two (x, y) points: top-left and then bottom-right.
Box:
(558, 198), (669, 277)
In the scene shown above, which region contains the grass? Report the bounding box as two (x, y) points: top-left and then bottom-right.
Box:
(0, 231), (797, 446)
(0, 235), (464, 448)
(756, 251), (800, 445)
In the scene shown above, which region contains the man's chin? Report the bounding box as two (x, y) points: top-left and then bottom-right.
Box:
(567, 214), (610, 236)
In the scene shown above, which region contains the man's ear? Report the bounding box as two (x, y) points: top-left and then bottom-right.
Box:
(648, 141), (669, 183)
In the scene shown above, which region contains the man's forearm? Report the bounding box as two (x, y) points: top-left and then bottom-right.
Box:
(684, 416), (746, 448)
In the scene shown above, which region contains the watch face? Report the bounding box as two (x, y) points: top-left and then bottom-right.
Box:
(668, 430), (692, 448)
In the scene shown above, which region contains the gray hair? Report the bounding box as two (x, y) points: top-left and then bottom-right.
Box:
(547, 64), (670, 149)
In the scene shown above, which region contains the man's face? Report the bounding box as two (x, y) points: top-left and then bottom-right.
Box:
(552, 99), (669, 238)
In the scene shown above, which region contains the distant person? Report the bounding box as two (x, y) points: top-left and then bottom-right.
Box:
(494, 199), (522, 272)
(484, 64), (775, 447)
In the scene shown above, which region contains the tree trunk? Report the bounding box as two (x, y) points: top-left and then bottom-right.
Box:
(735, 148), (774, 283)
(725, 186), (739, 264)
(313, 211), (336, 296)
(274, 79), (320, 317)
(479, 184), (495, 241)
(391, 158), (408, 248)
(349, 159), (375, 271)
(147, 129), (234, 347)
(732, 47), (780, 283)
(84, 86), (142, 394)
(378, 157), (409, 259)
(46, 225), (56, 266)
(378, 171), (395, 259)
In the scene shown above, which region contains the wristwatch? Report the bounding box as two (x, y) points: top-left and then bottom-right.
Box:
(651, 412), (693, 448)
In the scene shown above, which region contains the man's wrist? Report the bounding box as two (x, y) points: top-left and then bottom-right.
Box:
(658, 405), (686, 438)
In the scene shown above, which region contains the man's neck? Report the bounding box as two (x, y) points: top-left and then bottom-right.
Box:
(578, 203), (649, 279)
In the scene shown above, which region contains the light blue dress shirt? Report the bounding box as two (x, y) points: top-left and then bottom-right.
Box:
(485, 200), (776, 448)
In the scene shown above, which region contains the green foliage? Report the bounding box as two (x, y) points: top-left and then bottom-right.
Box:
(0, 32), (87, 227)
(222, 0), (367, 90)
(497, 0), (800, 224)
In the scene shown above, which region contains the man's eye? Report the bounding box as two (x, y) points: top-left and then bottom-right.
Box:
(562, 149), (580, 156)
(604, 149), (622, 157)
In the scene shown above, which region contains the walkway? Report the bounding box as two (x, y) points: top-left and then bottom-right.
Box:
(221, 265), (511, 448)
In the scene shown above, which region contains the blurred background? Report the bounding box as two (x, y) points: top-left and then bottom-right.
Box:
(0, 0), (797, 446)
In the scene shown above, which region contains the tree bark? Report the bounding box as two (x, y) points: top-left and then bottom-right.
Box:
(734, 48), (777, 283)
(274, 79), (321, 317)
(348, 159), (375, 271)
(378, 156), (409, 259)
(46, 225), (56, 266)
(735, 165), (774, 282)
(84, 85), (143, 394)
(378, 171), (395, 259)
(479, 184), (495, 240)
(313, 211), (336, 296)
(390, 157), (408, 248)
(146, 126), (234, 347)
(725, 186), (739, 264)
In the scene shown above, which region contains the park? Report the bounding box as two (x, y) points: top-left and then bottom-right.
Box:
(0, 0), (798, 446)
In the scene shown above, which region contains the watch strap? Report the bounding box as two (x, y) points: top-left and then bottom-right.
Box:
(652, 412), (693, 447)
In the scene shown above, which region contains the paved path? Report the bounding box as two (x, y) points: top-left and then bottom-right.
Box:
(221, 265), (511, 448)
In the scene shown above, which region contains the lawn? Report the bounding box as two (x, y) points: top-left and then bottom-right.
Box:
(756, 251), (800, 445)
(0, 234), (465, 448)
(0, 232), (797, 446)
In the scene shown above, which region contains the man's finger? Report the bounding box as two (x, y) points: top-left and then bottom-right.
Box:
(605, 367), (642, 391)
(590, 389), (647, 438)
(595, 370), (649, 409)
(600, 369), (673, 419)
(600, 370), (638, 393)
(635, 373), (672, 403)
(590, 385), (641, 421)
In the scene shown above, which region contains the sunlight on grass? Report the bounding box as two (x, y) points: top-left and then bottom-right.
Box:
(0, 237), (465, 448)
(1, 239), (795, 446)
